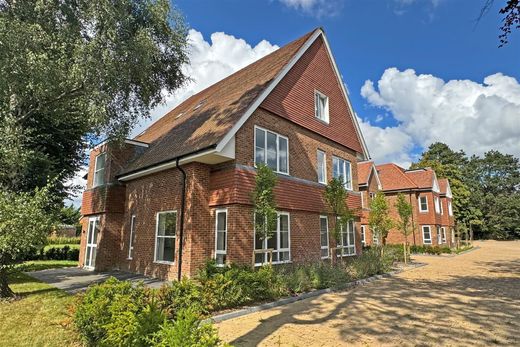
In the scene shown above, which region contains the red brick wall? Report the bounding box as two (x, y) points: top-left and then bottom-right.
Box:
(261, 36), (363, 155)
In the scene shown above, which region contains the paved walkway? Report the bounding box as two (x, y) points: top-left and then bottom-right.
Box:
(216, 241), (520, 346)
(26, 267), (165, 294)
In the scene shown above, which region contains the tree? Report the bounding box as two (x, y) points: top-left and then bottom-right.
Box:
(395, 193), (413, 265)
(479, 0), (520, 46)
(252, 164), (278, 243)
(324, 178), (355, 253)
(0, 0), (189, 197)
(0, 184), (56, 297)
(368, 191), (393, 255)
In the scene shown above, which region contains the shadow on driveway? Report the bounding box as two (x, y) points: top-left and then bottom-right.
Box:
(26, 267), (165, 294)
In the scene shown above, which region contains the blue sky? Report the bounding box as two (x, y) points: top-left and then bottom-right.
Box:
(68, 0), (520, 206)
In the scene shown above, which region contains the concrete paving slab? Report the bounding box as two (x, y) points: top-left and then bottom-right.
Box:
(26, 267), (166, 294)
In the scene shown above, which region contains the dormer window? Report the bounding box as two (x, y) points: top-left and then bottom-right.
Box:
(93, 152), (106, 187)
(315, 91), (329, 123)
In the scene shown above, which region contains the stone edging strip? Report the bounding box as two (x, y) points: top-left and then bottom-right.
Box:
(209, 262), (427, 324)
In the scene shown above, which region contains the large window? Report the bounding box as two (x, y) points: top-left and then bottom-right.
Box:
(419, 196), (428, 212)
(215, 209), (227, 266)
(317, 150), (327, 184)
(320, 216), (329, 258)
(128, 215), (136, 259)
(254, 126), (288, 174)
(361, 225), (366, 246)
(422, 225), (432, 245)
(93, 153), (106, 187)
(155, 211), (176, 263)
(332, 156), (352, 190)
(315, 91), (329, 123)
(254, 212), (290, 265)
(337, 220), (356, 256)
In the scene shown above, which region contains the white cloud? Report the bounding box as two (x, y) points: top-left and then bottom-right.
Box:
(65, 165), (88, 208)
(276, 0), (343, 18)
(361, 68), (520, 163)
(131, 29), (279, 137)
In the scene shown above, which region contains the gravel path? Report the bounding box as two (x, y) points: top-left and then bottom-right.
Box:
(216, 241), (520, 346)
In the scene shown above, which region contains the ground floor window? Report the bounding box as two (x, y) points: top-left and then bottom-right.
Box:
(441, 227), (446, 244)
(337, 220), (355, 256)
(215, 209), (227, 266)
(254, 212), (290, 265)
(155, 211), (177, 264)
(451, 227), (455, 244)
(128, 215), (136, 259)
(437, 226), (442, 244)
(361, 225), (366, 246)
(422, 225), (432, 244)
(85, 216), (100, 269)
(373, 231), (379, 245)
(320, 215), (329, 258)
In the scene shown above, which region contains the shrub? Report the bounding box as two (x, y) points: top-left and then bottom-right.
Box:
(47, 236), (81, 245)
(25, 245), (80, 261)
(277, 261), (350, 294)
(73, 278), (158, 346)
(348, 247), (393, 279)
(150, 308), (228, 347)
(157, 277), (206, 318)
(410, 245), (451, 255)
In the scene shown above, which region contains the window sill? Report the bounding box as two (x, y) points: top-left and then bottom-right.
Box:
(254, 260), (292, 267)
(126, 257), (133, 261)
(315, 117), (330, 126)
(154, 260), (175, 265)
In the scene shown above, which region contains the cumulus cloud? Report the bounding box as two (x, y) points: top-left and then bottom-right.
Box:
(361, 68), (520, 163)
(276, 0), (343, 18)
(131, 29), (279, 137)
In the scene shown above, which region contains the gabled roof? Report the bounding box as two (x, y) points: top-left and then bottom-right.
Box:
(358, 161), (382, 189)
(376, 164), (442, 193)
(438, 178), (452, 198)
(405, 168), (435, 190)
(117, 28), (370, 179)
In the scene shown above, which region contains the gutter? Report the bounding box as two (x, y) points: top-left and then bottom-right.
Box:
(176, 157), (187, 281)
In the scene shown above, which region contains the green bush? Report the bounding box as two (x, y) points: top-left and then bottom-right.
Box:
(26, 245), (80, 261)
(157, 277), (206, 318)
(410, 245), (451, 255)
(348, 247), (393, 279)
(277, 261), (350, 294)
(150, 308), (227, 347)
(47, 236), (81, 245)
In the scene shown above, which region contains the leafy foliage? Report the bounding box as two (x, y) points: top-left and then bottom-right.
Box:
(0, 183), (56, 297)
(395, 193), (413, 264)
(368, 191), (394, 248)
(0, 0), (189, 197)
(251, 164), (278, 241)
(324, 177), (355, 241)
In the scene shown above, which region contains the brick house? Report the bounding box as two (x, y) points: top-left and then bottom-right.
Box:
(79, 28), (371, 280)
(359, 163), (455, 247)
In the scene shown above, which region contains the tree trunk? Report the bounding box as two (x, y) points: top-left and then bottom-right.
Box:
(0, 269), (14, 298)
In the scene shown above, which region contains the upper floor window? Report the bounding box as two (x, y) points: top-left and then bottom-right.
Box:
(448, 201), (453, 216)
(332, 156), (352, 190)
(93, 153), (106, 187)
(434, 196), (441, 214)
(419, 196), (428, 212)
(315, 91), (329, 123)
(317, 150), (327, 184)
(254, 126), (288, 174)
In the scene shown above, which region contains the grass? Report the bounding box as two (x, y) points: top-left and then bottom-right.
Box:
(0, 260), (80, 347)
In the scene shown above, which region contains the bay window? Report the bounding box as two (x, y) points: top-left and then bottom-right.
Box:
(93, 152), (106, 187)
(337, 220), (355, 256)
(317, 150), (327, 184)
(332, 156), (352, 190)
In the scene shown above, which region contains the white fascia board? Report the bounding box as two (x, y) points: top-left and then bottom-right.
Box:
(215, 29), (322, 152)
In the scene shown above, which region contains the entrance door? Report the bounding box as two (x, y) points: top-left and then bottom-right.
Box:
(85, 217), (100, 269)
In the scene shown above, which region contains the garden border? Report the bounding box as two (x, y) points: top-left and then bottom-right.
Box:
(209, 262), (427, 323)
(411, 245), (479, 258)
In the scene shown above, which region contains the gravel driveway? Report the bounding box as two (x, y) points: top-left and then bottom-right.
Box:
(216, 241), (520, 346)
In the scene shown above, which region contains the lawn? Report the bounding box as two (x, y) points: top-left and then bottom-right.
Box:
(0, 260), (81, 347)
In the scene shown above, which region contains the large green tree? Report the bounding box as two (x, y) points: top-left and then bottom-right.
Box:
(0, 0), (189, 197)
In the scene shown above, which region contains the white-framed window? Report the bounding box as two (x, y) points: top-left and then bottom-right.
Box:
(93, 152), (106, 187)
(422, 225), (432, 245)
(320, 215), (329, 258)
(419, 196), (428, 212)
(317, 150), (327, 184)
(437, 226), (442, 244)
(441, 227), (446, 244)
(215, 209), (227, 266)
(451, 227), (455, 243)
(369, 192), (376, 200)
(315, 90), (329, 123)
(361, 192), (365, 208)
(254, 212), (290, 265)
(361, 225), (366, 246)
(154, 211), (177, 264)
(448, 201), (453, 216)
(128, 215), (136, 259)
(254, 126), (289, 174)
(373, 232), (379, 245)
(337, 220), (356, 256)
(332, 156), (352, 190)
(434, 196), (441, 214)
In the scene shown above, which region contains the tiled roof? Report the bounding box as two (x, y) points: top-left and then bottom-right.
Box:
(358, 161), (374, 185)
(405, 168), (434, 189)
(119, 29), (318, 176)
(376, 163), (417, 191)
(438, 178), (449, 195)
